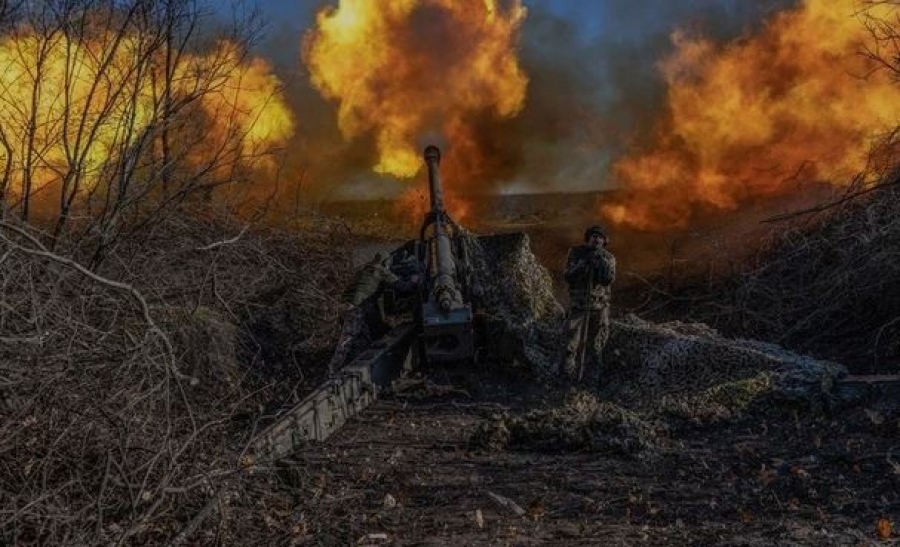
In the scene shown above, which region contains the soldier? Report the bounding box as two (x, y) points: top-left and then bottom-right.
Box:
(382, 249), (424, 315)
(329, 251), (420, 373)
(341, 251), (400, 308)
(561, 225), (616, 387)
(329, 252), (398, 373)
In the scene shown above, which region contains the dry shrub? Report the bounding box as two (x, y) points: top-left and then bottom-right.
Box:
(0, 211), (350, 545)
(732, 179), (900, 371)
(105, 211), (352, 384)
(651, 174), (900, 373)
(617, 135), (900, 374)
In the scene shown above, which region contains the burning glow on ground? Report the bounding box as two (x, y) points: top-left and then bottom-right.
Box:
(303, 0), (528, 195)
(604, 0), (900, 230)
(0, 29), (293, 202)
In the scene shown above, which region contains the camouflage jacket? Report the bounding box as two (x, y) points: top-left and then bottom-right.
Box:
(564, 244), (616, 311)
(341, 262), (399, 306)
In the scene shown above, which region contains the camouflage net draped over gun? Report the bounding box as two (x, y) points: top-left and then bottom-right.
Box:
(604, 315), (846, 422)
(472, 390), (663, 456)
(460, 231), (564, 376)
(459, 232), (844, 413)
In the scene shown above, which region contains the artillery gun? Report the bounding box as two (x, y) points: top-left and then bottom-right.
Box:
(415, 144), (477, 363)
(251, 145), (486, 460)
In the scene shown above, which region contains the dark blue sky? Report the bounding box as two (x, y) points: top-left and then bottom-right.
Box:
(226, 1), (789, 45)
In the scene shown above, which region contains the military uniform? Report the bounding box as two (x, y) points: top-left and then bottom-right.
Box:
(341, 252), (400, 307)
(329, 252), (400, 373)
(562, 230), (616, 385)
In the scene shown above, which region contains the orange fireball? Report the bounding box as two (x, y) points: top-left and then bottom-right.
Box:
(605, 0), (900, 230)
(0, 26), (293, 206)
(303, 0), (528, 218)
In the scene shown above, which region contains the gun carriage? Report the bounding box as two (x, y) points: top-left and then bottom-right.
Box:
(251, 145), (486, 460)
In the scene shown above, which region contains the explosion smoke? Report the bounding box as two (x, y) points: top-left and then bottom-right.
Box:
(605, 0), (900, 230)
(303, 0), (528, 218)
(296, 1), (803, 223)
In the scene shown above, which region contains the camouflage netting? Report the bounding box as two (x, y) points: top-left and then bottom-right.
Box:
(471, 315), (847, 452)
(463, 236), (848, 452)
(463, 231), (564, 375)
(602, 315), (848, 422)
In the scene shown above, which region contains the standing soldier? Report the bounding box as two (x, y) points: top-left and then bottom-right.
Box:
(562, 225), (616, 387)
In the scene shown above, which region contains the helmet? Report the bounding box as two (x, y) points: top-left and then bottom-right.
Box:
(583, 225), (608, 243)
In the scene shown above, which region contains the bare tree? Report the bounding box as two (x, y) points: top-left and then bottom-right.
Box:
(0, 0), (287, 264)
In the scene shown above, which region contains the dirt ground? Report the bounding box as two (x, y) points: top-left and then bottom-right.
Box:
(269, 366), (900, 546)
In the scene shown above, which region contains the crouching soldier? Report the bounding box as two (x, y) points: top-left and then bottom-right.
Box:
(329, 251), (420, 373)
(561, 225), (616, 387)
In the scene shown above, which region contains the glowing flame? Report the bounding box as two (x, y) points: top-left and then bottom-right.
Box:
(304, 0), (528, 188)
(393, 181), (473, 227)
(0, 28), (293, 203)
(605, 0), (900, 230)
(178, 41), (295, 176)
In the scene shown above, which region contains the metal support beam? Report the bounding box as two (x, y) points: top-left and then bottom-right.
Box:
(250, 323), (416, 462)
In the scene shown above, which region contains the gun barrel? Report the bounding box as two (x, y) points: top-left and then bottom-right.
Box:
(423, 145), (460, 312)
(417, 145), (474, 363)
(424, 145), (444, 215)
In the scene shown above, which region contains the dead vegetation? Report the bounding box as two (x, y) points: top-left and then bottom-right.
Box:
(1, 1), (900, 544)
(0, 210), (350, 545)
(630, 171), (900, 373)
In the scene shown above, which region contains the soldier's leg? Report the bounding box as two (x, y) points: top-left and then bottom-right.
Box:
(589, 307), (611, 387)
(563, 310), (587, 382)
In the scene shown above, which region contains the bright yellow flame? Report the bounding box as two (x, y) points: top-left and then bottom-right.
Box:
(179, 42), (295, 172)
(0, 32), (154, 192)
(0, 28), (293, 202)
(304, 0), (528, 182)
(605, 0), (900, 230)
